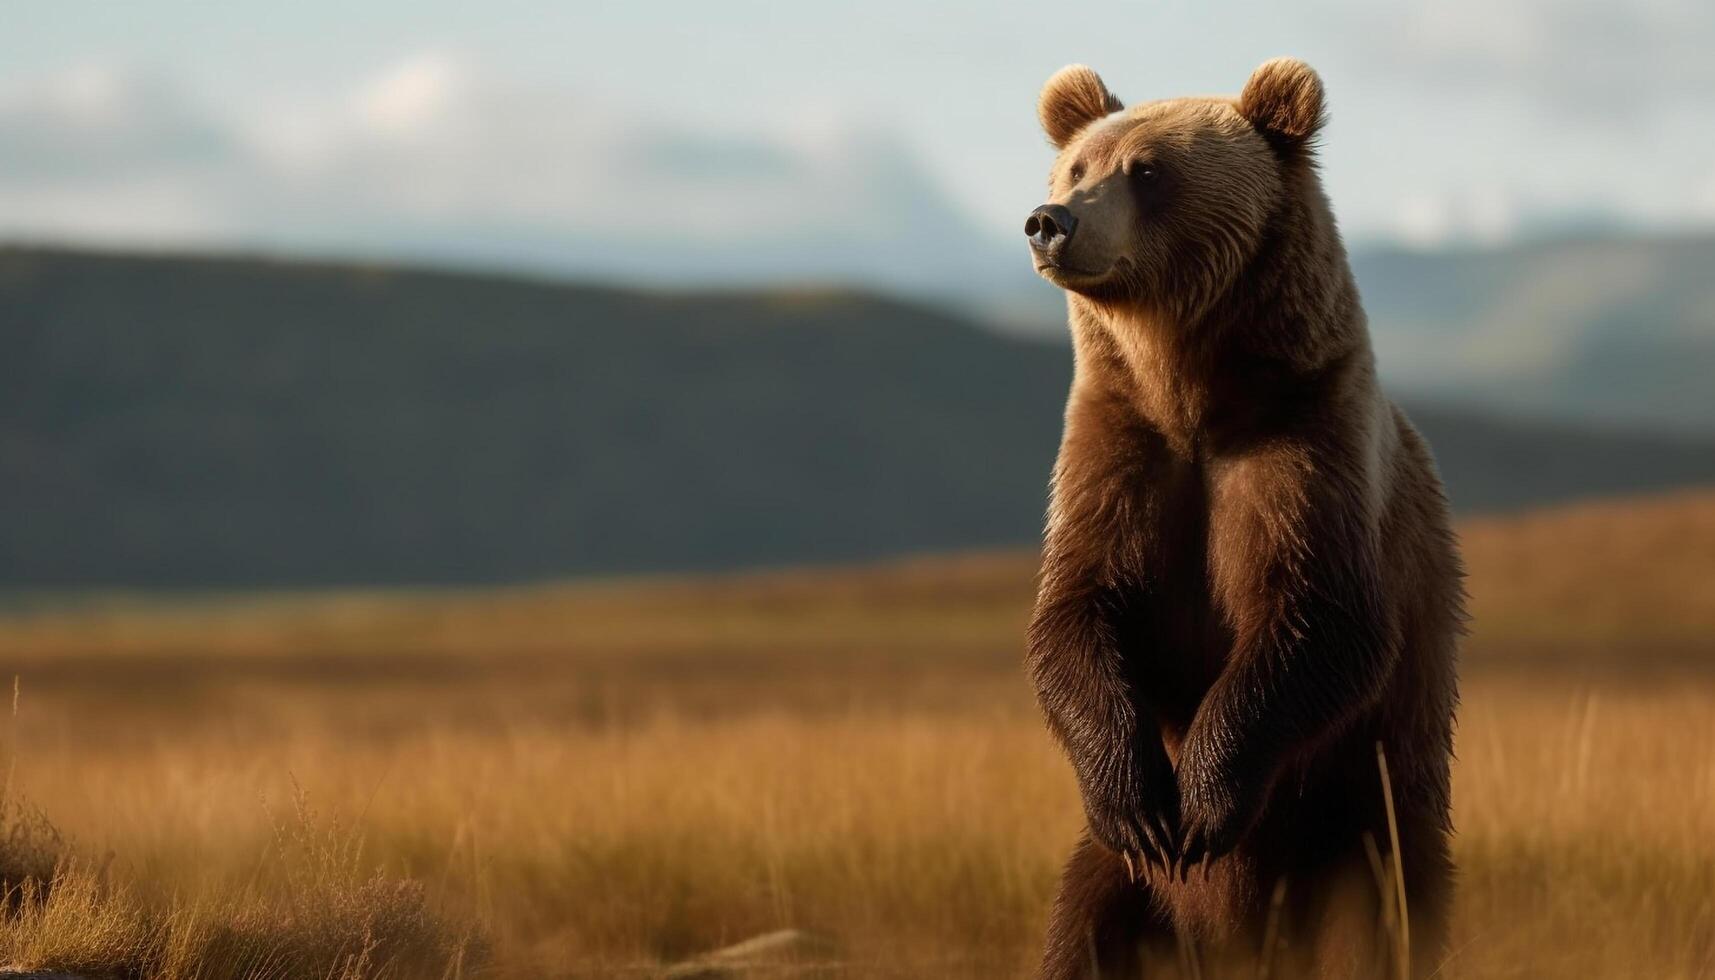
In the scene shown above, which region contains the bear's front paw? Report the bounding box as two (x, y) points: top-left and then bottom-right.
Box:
(1173, 764), (1261, 879)
(1078, 743), (1180, 874)
(1085, 795), (1177, 876)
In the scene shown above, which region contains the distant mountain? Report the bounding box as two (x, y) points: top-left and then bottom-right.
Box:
(1354, 235), (1715, 435)
(3, 246), (1713, 588)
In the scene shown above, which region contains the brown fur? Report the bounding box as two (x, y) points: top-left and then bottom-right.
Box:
(1026, 59), (1462, 978)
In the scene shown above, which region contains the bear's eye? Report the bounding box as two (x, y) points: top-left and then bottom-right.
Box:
(1068, 163), (1085, 183)
(1132, 162), (1157, 180)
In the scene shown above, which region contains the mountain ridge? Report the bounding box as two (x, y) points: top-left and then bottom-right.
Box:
(4, 245), (1713, 588)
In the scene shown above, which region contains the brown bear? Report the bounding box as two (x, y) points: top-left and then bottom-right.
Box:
(1023, 59), (1462, 979)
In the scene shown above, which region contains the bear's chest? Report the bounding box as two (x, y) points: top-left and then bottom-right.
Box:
(1108, 459), (1237, 727)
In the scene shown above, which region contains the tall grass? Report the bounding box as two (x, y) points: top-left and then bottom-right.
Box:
(4, 687), (1713, 977)
(0, 492), (1711, 977)
(0, 762), (480, 979)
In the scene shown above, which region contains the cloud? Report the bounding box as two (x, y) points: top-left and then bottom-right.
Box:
(353, 52), (468, 136)
(4, 20), (1713, 291)
(0, 54), (1014, 293)
(0, 65), (246, 240)
(1294, 0), (1715, 247)
(0, 65), (236, 180)
(1392, 188), (1521, 249)
(1323, 0), (1715, 121)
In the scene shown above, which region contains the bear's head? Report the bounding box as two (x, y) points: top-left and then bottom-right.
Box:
(1026, 59), (1326, 314)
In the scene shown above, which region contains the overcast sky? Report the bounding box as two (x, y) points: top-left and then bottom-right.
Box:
(4, 1), (1713, 284)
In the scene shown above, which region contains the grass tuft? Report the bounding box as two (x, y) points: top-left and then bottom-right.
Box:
(0, 784), (483, 979)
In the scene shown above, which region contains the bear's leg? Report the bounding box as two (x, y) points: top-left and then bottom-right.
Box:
(1040, 832), (1178, 980)
(1292, 856), (1389, 980)
(1402, 836), (1454, 980)
(1292, 841), (1453, 980)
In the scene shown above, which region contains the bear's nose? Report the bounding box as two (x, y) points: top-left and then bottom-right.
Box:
(1024, 204), (1078, 256)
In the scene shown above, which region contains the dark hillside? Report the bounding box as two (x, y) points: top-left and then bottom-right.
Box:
(4, 247), (1712, 588)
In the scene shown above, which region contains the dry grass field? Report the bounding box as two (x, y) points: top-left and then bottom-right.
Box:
(3, 490), (1715, 978)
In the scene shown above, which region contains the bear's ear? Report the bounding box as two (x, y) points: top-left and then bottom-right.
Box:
(1038, 65), (1123, 149)
(1238, 58), (1325, 146)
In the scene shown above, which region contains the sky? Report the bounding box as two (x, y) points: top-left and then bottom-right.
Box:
(3, 0), (1714, 290)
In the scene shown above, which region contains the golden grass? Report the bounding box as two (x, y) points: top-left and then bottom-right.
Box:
(1461, 490), (1715, 661)
(1, 491), (1713, 977)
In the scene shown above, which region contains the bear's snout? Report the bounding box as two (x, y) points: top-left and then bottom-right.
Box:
(1025, 204), (1078, 262)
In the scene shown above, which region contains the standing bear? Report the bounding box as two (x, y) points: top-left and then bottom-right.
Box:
(1023, 59), (1462, 979)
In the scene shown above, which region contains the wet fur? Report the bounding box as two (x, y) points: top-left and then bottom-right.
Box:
(1028, 59), (1462, 978)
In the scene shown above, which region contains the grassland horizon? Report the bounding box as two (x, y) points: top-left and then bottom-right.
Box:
(3, 490), (1714, 978)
